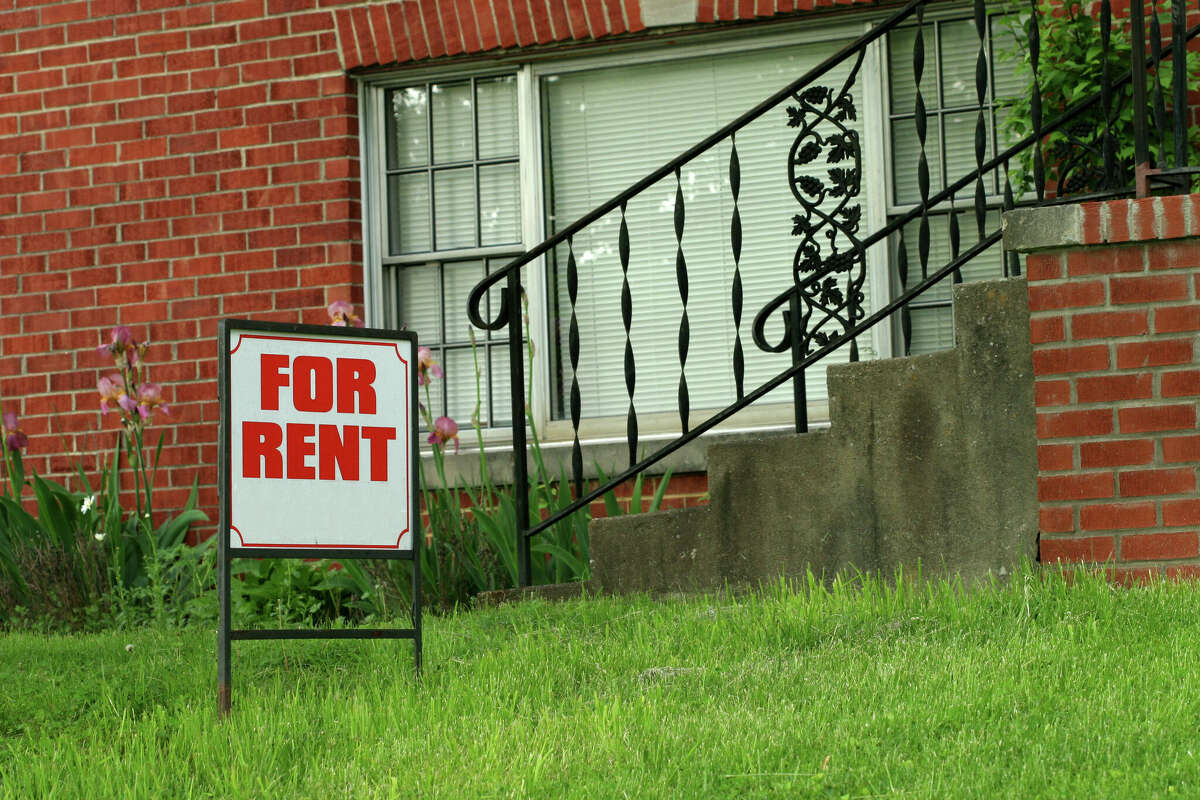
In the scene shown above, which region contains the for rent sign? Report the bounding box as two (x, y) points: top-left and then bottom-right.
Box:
(223, 321), (417, 551)
(216, 319), (422, 716)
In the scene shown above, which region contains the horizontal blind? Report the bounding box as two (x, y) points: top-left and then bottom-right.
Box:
(543, 42), (870, 426)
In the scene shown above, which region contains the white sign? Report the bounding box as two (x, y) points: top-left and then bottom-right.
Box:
(226, 326), (414, 550)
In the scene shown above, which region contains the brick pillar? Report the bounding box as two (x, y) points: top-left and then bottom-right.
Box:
(1005, 196), (1200, 581)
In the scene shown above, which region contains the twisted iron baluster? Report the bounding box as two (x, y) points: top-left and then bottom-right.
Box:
(972, 0), (988, 240)
(1003, 165), (1019, 276)
(1029, 0), (1045, 201)
(896, 229), (913, 354)
(674, 168), (690, 435)
(1100, 0), (1115, 191)
(949, 199), (962, 283)
(567, 237), (583, 501)
(1151, 2), (1167, 164)
(914, 6), (931, 280)
(619, 201), (637, 468)
(1131, 0), (1149, 194)
(504, 269), (530, 587)
(1171, 0), (1187, 171)
(730, 135), (744, 401)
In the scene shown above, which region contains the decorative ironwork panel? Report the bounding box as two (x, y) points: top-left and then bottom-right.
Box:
(784, 57), (867, 360)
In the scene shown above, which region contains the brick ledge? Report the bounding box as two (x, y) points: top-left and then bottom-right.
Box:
(1004, 193), (1200, 252)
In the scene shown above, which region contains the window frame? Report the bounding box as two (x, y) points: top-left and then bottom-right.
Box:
(358, 15), (896, 449)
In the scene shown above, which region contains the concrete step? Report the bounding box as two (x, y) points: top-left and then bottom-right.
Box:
(589, 277), (1038, 594)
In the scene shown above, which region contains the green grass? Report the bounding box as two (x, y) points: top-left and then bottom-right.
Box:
(4, 568), (1200, 798)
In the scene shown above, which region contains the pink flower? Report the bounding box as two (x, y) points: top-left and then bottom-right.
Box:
(98, 374), (127, 415)
(426, 416), (459, 453)
(417, 346), (443, 386)
(98, 326), (144, 365)
(327, 300), (364, 328)
(3, 411), (27, 452)
(135, 382), (169, 419)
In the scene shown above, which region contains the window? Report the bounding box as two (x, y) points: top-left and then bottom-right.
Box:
(885, 13), (1025, 354)
(362, 12), (1014, 446)
(377, 76), (524, 427)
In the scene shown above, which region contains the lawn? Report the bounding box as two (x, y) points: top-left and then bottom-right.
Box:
(3, 568), (1199, 798)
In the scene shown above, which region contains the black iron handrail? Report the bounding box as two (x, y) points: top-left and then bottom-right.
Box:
(752, 14), (1200, 358)
(464, 0), (925, 335)
(458, 0), (1199, 586)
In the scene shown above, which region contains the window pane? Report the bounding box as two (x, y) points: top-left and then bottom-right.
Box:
(907, 305), (954, 354)
(388, 86), (428, 169)
(443, 260), (484, 343)
(488, 345), (513, 426)
(892, 116), (943, 204)
(445, 346), (483, 426)
(989, 16), (1027, 102)
(899, 211), (1005, 303)
(396, 265), (442, 348)
(940, 21), (982, 109)
(477, 75), (518, 159)
(433, 167), (476, 250)
(389, 172), (431, 254)
(944, 110), (995, 199)
(432, 81), (474, 163)
(479, 162), (521, 245)
(889, 26), (938, 115)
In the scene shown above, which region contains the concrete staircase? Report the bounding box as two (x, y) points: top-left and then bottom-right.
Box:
(588, 277), (1039, 594)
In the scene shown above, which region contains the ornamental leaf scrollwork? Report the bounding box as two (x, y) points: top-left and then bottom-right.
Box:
(783, 51), (867, 360)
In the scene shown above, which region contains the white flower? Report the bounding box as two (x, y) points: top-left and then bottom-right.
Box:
(124, 644), (134, 653)
(80, 494), (96, 513)
(94, 532), (106, 542)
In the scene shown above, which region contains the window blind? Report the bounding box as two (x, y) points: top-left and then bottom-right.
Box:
(543, 41), (871, 426)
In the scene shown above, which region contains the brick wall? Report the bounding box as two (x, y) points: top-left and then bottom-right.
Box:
(1022, 195), (1200, 581)
(1, 0), (827, 534)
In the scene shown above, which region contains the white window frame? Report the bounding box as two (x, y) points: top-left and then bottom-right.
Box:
(358, 16), (894, 451)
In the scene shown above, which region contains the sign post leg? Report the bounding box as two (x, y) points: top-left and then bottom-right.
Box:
(218, 533), (232, 717)
(412, 526), (422, 678)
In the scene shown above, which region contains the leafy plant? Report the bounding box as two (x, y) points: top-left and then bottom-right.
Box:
(999, 0), (1200, 196)
(0, 327), (209, 629)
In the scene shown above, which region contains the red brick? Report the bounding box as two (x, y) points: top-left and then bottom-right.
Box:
(1032, 344), (1109, 375)
(1118, 404), (1196, 433)
(1163, 435), (1200, 463)
(1146, 240), (1200, 270)
(1119, 467), (1196, 497)
(1029, 316), (1065, 344)
(1037, 409), (1113, 439)
(1077, 201), (1102, 243)
(1155, 305), (1200, 333)
(1122, 531), (1198, 561)
(1080, 502), (1157, 531)
(1028, 281), (1107, 311)
(1162, 370), (1200, 398)
(1074, 373), (1154, 404)
(1038, 443), (1074, 471)
(1038, 472), (1114, 502)
(1164, 499), (1200, 526)
(1080, 438), (1156, 469)
(1166, 564), (1200, 579)
(1107, 567), (1159, 585)
(1071, 310), (1149, 339)
(1156, 197), (1187, 240)
(1116, 339), (1194, 369)
(1041, 536), (1115, 563)
(1040, 506), (1075, 533)
(1066, 247), (1143, 276)
(1110, 274), (1190, 304)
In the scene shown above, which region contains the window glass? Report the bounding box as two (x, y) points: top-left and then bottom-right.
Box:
(886, 15), (1017, 355)
(543, 42), (872, 422)
(385, 77), (522, 257)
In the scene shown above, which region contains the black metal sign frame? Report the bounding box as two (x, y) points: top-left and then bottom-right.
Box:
(217, 318), (422, 716)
